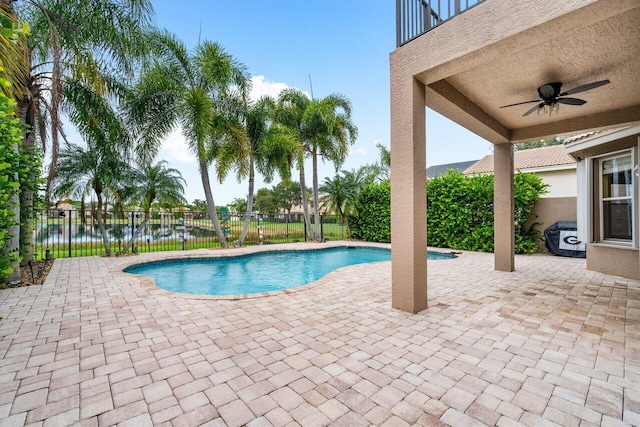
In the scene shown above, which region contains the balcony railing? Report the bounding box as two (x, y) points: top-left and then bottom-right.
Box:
(396, 0), (485, 46)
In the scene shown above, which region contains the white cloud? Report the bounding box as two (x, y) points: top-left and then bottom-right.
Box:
(373, 139), (381, 147)
(356, 146), (367, 155)
(249, 75), (310, 102)
(159, 127), (196, 164)
(250, 75), (289, 101)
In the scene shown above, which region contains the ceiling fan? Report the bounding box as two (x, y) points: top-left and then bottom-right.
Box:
(500, 79), (610, 116)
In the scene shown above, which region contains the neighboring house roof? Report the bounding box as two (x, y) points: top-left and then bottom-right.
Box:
(463, 145), (576, 174)
(426, 160), (477, 178)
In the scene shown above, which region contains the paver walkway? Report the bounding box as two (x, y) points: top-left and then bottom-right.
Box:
(0, 242), (638, 426)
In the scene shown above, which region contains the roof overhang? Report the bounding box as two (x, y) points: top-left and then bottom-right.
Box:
(564, 124), (640, 155)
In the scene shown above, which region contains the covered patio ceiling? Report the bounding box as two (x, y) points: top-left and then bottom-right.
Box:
(409, 0), (640, 143)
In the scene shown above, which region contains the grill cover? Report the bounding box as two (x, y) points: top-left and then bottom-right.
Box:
(544, 221), (586, 258)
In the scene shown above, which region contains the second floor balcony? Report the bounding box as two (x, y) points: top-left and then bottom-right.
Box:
(396, 0), (484, 46)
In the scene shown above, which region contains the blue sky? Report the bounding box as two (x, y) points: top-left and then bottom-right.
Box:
(150, 0), (494, 204)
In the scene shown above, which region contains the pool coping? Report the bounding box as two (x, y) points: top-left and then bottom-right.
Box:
(111, 241), (459, 301)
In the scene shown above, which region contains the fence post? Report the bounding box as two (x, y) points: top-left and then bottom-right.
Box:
(129, 212), (135, 253)
(286, 214), (289, 243)
(68, 210), (72, 258)
(304, 218), (307, 242)
(320, 214), (324, 242)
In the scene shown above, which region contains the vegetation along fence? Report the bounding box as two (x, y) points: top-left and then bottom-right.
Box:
(35, 209), (347, 259)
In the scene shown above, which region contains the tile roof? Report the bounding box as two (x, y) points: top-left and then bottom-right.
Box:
(427, 160), (478, 178)
(463, 145), (576, 174)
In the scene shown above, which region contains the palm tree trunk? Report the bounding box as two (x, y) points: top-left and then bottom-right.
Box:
(95, 192), (111, 256)
(299, 164), (314, 241)
(238, 157), (255, 246)
(199, 159), (227, 248)
(80, 195), (86, 225)
(312, 150), (321, 240)
(338, 206), (350, 238)
(122, 211), (149, 254)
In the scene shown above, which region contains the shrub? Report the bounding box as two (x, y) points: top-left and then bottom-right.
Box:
(348, 181), (390, 242)
(349, 171), (547, 254)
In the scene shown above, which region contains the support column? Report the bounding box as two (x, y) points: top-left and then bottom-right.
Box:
(494, 143), (515, 271)
(390, 71), (427, 313)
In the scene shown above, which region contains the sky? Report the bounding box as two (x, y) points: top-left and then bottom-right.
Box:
(139, 1), (494, 204)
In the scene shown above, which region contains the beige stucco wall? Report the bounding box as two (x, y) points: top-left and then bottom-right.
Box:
(586, 243), (639, 280)
(536, 169), (577, 198)
(527, 197), (577, 252)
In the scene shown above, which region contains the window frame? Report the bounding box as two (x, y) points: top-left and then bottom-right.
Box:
(597, 148), (635, 246)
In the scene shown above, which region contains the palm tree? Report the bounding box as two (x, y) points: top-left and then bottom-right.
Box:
(0, 2), (28, 99)
(120, 160), (186, 254)
(53, 76), (133, 256)
(304, 94), (358, 239)
(190, 199), (207, 219)
(319, 170), (363, 231)
(276, 89), (358, 240)
(53, 142), (128, 256)
(13, 0), (152, 199)
(4, 0), (153, 268)
(126, 30), (250, 248)
(275, 89), (315, 238)
(218, 95), (298, 245)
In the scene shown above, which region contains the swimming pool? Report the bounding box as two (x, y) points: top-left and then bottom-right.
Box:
(124, 247), (456, 296)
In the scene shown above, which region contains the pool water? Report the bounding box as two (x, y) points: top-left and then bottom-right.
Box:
(124, 247), (456, 296)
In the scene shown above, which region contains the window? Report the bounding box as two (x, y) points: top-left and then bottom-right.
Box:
(600, 152), (633, 242)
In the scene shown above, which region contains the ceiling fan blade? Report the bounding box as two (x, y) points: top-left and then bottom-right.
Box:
(557, 97), (587, 105)
(523, 103), (543, 116)
(559, 79), (610, 96)
(499, 99), (540, 108)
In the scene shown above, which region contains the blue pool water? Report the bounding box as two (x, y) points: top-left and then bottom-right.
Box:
(124, 247), (456, 296)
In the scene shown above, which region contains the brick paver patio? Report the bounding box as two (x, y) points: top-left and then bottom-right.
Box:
(0, 242), (638, 426)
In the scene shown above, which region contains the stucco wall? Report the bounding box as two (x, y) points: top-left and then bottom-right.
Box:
(587, 243), (639, 280)
(537, 168), (577, 198)
(528, 197), (577, 252)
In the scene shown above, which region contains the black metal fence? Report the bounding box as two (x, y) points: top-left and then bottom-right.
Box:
(396, 0), (485, 46)
(35, 209), (348, 260)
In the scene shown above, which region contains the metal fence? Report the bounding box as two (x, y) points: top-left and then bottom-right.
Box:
(35, 209), (348, 260)
(396, 0), (485, 46)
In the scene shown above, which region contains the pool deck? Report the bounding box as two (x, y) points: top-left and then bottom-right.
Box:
(0, 241), (638, 426)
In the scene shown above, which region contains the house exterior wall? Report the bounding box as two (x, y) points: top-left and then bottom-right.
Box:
(567, 129), (640, 280)
(587, 243), (639, 280)
(528, 197), (577, 252)
(537, 169), (577, 198)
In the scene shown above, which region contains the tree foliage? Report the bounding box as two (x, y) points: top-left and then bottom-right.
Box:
(349, 171), (547, 254)
(0, 75), (24, 282)
(272, 181), (302, 214)
(253, 188), (277, 213)
(515, 136), (565, 151)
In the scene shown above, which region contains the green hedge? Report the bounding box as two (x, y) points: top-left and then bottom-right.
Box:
(349, 171), (547, 254)
(349, 181), (390, 243)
